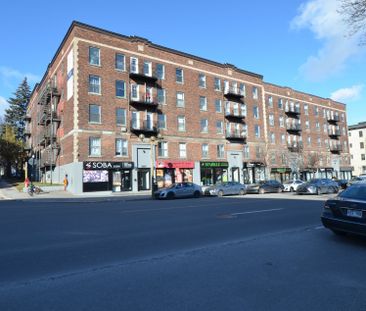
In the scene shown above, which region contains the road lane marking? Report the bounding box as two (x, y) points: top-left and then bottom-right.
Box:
(231, 208), (284, 216)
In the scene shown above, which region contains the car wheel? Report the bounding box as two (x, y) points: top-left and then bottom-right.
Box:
(218, 190), (224, 197)
(277, 187), (282, 193)
(193, 191), (201, 198)
(167, 192), (175, 200)
(316, 187), (320, 195)
(258, 188), (265, 194)
(290, 187), (294, 192)
(239, 189), (245, 195)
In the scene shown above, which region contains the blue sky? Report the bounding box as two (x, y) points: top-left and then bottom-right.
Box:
(0, 0), (365, 125)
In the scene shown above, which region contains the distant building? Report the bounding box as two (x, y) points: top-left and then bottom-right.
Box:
(24, 21), (352, 194)
(348, 122), (366, 176)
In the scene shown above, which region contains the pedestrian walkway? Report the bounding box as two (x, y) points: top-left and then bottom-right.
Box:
(0, 179), (151, 201)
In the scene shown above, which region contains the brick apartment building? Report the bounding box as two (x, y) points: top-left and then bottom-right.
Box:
(348, 122), (366, 176)
(25, 21), (352, 194)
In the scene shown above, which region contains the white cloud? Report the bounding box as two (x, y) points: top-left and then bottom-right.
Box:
(291, 0), (365, 81)
(0, 96), (7, 106)
(330, 84), (364, 102)
(0, 66), (40, 84)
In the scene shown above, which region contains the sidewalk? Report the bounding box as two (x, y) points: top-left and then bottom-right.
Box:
(0, 179), (152, 202)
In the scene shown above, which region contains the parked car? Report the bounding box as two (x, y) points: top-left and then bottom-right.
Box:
(246, 180), (284, 194)
(296, 179), (338, 195)
(283, 179), (304, 192)
(154, 182), (202, 199)
(321, 183), (366, 236)
(334, 179), (348, 190)
(348, 176), (366, 186)
(204, 182), (246, 197)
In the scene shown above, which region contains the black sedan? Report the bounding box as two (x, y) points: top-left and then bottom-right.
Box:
(296, 179), (338, 195)
(321, 183), (366, 236)
(246, 180), (284, 194)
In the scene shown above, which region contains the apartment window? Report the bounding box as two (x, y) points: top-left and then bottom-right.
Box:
(200, 96), (207, 111)
(89, 137), (101, 156)
(350, 143), (353, 148)
(325, 139), (329, 148)
(279, 116), (284, 128)
(243, 145), (249, 159)
(201, 119), (208, 133)
(177, 116), (185, 131)
(89, 47), (100, 66)
(116, 108), (126, 126)
(239, 83), (246, 96)
(268, 96), (273, 107)
(158, 113), (166, 129)
(281, 134), (285, 144)
(89, 104), (101, 123)
(143, 61), (152, 76)
(199, 74), (206, 88)
(307, 136), (311, 146)
(362, 154), (365, 161)
(214, 78), (221, 91)
(323, 108), (327, 119)
(316, 121), (320, 130)
(314, 106), (319, 116)
(341, 113), (345, 122)
(156, 63), (165, 79)
(252, 86), (258, 99)
(215, 99), (222, 113)
(361, 142), (365, 149)
(176, 68), (184, 83)
(115, 53), (125, 71)
(270, 132), (275, 144)
(344, 141), (348, 152)
(241, 104), (247, 117)
(158, 142), (168, 157)
(253, 106), (259, 119)
(202, 144), (209, 158)
(304, 104), (308, 115)
(342, 127), (346, 136)
(317, 137), (321, 147)
(359, 131), (363, 137)
(271, 153), (276, 165)
(216, 121), (223, 134)
(115, 80), (126, 98)
(323, 124), (328, 133)
(130, 57), (138, 73)
(217, 144), (225, 158)
(179, 143), (187, 158)
(131, 84), (139, 100)
(88, 75), (101, 94)
(269, 114), (274, 126)
(115, 138), (128, 157)
(305, 120), (310, 129)
(255, 125), (261, 138)
(256, 146), (262, 159)
(176, 92), (185, 107)
(278, 98), (283, 110)
(157, 88), (166, 104)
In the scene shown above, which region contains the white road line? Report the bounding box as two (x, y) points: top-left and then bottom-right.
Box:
(231, 208), (284, 216)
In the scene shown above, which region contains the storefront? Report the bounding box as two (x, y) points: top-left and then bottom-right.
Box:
(243, 162), (265, 184)
(339, 167), (352, 180)
(300, 169), (317, 181)
(83, 161), (134, 192)
(270, 168), (292, 183)
(200, 162), (229, 186)
(156, 160), (195, 188)
(318, 167), (334, 179)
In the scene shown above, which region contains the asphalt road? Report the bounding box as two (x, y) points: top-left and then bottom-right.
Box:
(0, 194), (366, 310)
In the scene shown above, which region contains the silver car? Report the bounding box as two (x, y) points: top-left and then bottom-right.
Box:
(154, 182), (202, 199)
(205, 182), (246, 197)
(283, 179), (304, 192)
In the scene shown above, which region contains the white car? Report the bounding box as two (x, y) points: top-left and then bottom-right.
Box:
(283, 179), (304, 192)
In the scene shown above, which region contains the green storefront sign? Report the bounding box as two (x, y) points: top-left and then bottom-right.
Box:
(200, 162), (229, 168)
(271, 168), (291, 173)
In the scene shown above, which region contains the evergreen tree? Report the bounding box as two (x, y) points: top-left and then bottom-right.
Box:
(4, 78), (31, 141)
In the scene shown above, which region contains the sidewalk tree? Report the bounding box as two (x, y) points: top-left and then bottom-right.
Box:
(339, 0), (366, 44)
(4, 78), (30, 141)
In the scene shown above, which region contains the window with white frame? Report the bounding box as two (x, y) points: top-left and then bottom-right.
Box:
(271, 153), (276, 165)
(131, 84), (139, 100)
(89, 75), (101, 94)
(217, 144), (225, 158)
(214, 78), (221, 91)
(179, 143), (187, 158)
(176, 92), (185, 107)
(176, 68), (184, 83)
(307, 136), (311, 146)
(115, 138), (128, 156)
(281, 134), (285, 144)
(158, 142), (168, 157)
(202, 144), (209, 158)
(278, 98), (283, 109)
(255, 125), (261, 138)
(115, 53), (125, 71)
(243, 145), (249, 159)
(89, 137), (101, 156)
(89, 104), (101, 123)
(116, 108), (126, 126)
(305, 120), (310, 129)
(200, 96), (207, 111)
(270, 132), (275, 144)
(252, 86), (258, 99)
(241, 104), (247, 117)
(253, 106), (259, 119)
(200, 119), (208, 132)
(304, 104), (308, 115)
(143, 61), (152, 76)
(239, 83), (246, 96)
(215, 99), (222, 113)
(268, 96), (273, 107)
(177, 116), (185, 131)
(199, 73), (206, 88)
(116, 80), (126, 98)
(89, 47), (100, 66)
(323, 124), (328, 133)
(344, 141), (348, 152)
(314, 106), (319, 116)
(317, 137), (321, 147)
(269, 114), (274, 126)
(216, 120), (223, 134)
(158, 113), (166, 129)
(157, 88), (166, 104)
(279, 116), (284, 127)
(130, 57), (138, 73)
(316, 121), (320, 130)
(156, 63), (165, 79)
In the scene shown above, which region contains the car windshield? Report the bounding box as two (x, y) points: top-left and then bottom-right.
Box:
(339, 185), (366, 200)
(309, 179), (320, 184)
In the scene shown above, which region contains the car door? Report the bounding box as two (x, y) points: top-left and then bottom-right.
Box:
(174, 184), (184, 198)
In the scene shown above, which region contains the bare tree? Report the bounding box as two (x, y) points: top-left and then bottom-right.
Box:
(305, 152), (320, 172)
(339, 0), (366, 44)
